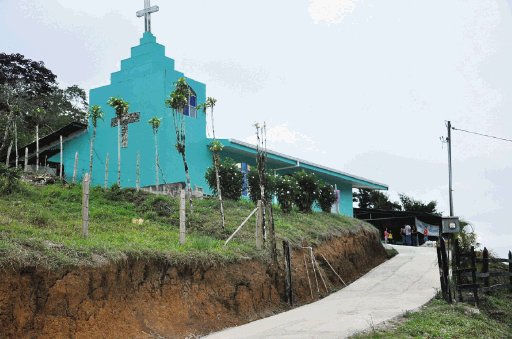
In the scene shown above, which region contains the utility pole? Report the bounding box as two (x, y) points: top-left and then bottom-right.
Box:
(446, 121), (454, 216)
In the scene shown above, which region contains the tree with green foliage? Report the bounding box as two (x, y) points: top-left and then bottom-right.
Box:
(456, 220), (479, 252)
(1, 54), (88, 164)
(399, 193), (441, 215)
(353, 188), (402, 210)
(247, 168), (276, 204)
(200, 97), (226, 229)
(274, 174), (299, 213)
(148, 116), (162, 188)
(0, 163), (21, 195)
(205, 157), (243, 201)
(88, 105), (103, 180)
(166, 77), (193, 210)
(107, 97), (129, 186)
(318, 182), (337, 213)
(0, 53), (57, 155)
(293, 170), (319, 212)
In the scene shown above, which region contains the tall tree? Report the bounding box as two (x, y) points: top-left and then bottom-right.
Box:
(166, 77), (193, 210)
(398, 194), (441, 215)
(148, 116), (162, 188)
(107, 97), (129, 187)
(88, 105), (103, 180)
(354, 188), (402, 210)
(201, 97), (225, 230)
(0, 53), (57, 155)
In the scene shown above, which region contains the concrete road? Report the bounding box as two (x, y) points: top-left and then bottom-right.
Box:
(205, 245), (439, 339)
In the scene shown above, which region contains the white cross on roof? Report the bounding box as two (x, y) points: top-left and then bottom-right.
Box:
(136, 0), (159, 33)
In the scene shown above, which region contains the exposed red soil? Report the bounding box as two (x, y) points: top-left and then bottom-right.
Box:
(0, 228), (386, 338)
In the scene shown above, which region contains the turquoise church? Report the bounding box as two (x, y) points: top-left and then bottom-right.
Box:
(45, 2), (387, 217)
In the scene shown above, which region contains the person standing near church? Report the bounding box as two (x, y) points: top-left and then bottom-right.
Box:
(423, 226), (429, 243)
(404, 224), (412, 246)
(384, 228), (389, 244)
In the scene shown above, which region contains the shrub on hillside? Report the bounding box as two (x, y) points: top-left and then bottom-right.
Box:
(293, 170), (319, 213)
(0, 164), (21, 195)
(104, 185), (148, 205)
(247, 168), (276, 203)
(274, 175), (299, 213)
(317, 182), (337, 213)
(205, 157), (244, 200)
(139, 195), (174, 220)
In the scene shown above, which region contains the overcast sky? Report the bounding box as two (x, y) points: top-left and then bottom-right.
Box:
(1, 0), (511, 257)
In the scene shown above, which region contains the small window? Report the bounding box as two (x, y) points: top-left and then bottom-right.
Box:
(183, 86), (197, 118)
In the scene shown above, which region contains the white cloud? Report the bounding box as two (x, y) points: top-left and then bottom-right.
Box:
(245, 124), (324, 153)
(308, 0), (359, 24)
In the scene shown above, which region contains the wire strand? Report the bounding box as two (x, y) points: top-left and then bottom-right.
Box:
(452, 126), (512, 143)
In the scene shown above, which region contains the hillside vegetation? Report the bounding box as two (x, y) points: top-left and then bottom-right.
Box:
(0, 183), (373, 269)
(354, 291), (512, 339)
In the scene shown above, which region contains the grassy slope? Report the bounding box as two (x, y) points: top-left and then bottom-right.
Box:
(0, 183), (373, 269)
(354, 292), (512, 339)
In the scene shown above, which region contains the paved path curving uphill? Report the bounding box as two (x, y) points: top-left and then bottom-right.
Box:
(206, 245), (439, 339)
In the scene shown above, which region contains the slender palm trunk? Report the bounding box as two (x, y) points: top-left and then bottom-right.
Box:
(154, 132), (159, 188)
(180, 152), (193, 212)
(117, 119), (121, 186)
(213, 152), (225, 229)
(0, 111), (13, 155)
(210, 108), (225, 229)
(36, 124), (39, 172)
(5, 141), (12, 166)
(14, 121), (18, 168)
(89, 126), (96, 180)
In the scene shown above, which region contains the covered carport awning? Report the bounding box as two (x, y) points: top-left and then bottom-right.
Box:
(14, 122), (87, 165)
(216, 138), (388, 190)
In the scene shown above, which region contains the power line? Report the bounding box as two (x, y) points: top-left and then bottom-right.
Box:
(452, 126), (512, 143)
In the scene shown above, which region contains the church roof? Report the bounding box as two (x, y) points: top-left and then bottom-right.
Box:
(217, 138), (388, 190)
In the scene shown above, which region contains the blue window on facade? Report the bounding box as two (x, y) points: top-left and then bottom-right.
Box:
(183, 87), (197, 118)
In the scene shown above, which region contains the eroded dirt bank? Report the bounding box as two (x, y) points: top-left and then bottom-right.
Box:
(0, 228), (386, 338)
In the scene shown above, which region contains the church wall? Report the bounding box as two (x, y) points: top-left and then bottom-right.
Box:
(50, 33), (213, 193)
(338, 182), (354, 217)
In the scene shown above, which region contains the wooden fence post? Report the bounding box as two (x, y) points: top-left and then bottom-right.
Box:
(24, 147), (28, 172)
(470, 245), (479, 304)
(72, 152), (78, 184)
(509, 250), (512, 292)
(303, 252), (313, 299)
(454, 239), (463, 302)
(179, 188), (186, 245)
(255, 200), (263, 250)
(436, 245), (447, 301)
(82, 173), (90, 237)
(59, 135), (63, 180)
(482, 247), (489, 288)
(283, 240), (292, 305)
(440, 237), (452, 303)
(268, 203), (277, 263)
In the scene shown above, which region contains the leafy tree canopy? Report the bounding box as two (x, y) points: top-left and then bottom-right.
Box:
(354, 189), (441, 215)
(0, 53), (88, 155)
(398, 193), (441, 216)
(353, 189), (402, 211)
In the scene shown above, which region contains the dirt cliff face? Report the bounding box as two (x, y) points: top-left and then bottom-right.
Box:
(0, 228), (386, 338)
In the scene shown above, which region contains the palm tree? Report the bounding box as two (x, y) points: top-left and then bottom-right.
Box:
(201, 97), (225, 230)
(165, 78), (193, 210)
(148, 116), (162, 189)
(107, 97), (129, 187)
(88, 105), (104, 181)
